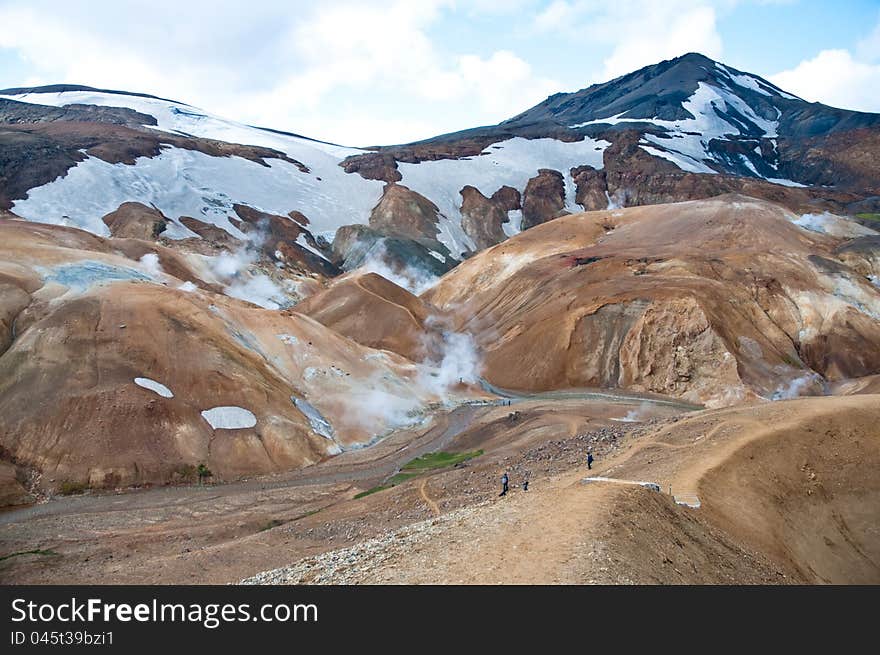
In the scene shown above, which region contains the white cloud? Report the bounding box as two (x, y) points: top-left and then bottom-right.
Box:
(530, 1), (724, 82)
(236, 3), (558, 142)
(535, 1), (576, 32)
(766, 11), (880, 113)
(0, 0), (557, 144)
(598, 5), (722, 80)
(770, 49), (880, 113)
(420, 50), (559, 115)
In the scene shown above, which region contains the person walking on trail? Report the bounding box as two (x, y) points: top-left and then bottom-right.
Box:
(587, 451), (594, 470)
(522, 476), (529, 491)
(500, 472), (509, 496)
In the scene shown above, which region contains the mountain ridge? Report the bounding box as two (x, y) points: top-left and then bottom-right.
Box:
(1, 52), (878, 278)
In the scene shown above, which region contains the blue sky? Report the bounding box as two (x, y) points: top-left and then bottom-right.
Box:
(1, 0), (878, 145)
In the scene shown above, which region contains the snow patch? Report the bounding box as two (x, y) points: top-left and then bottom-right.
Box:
(200, 406), (257, 429)
(502, 209), (523, 238)
(715, 63), (774, 97)
(292, 397), (334, 440)
(639, 144), (717, 174)
(574, 82), (783, 180)
(134, 377), (174, 398)
(765, 177), (807, 188)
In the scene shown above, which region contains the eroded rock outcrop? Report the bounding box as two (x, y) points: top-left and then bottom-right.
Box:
(0, 461), (31, 507)
(571, 166), (608, 211)
(101, 201), (168, 240)
(522, 169), (568, 230)
(617, 297), (747, 404)
(232, 204), (338, 276)
(460, 186), (509, 250)
(368, 182), (447, 254)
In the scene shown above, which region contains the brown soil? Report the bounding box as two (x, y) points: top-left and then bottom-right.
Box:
(0, 395), (684, 584)
(246, 395), (880, 584)
(424, 195), (880, 407)
(295, 271), (443, 361)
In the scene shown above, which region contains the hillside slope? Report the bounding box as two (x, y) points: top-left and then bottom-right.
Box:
(425, 195), (880, 406)
(0, 218), (465, 496)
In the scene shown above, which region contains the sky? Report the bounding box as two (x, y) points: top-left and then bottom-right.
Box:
(0, 0), (878, 146)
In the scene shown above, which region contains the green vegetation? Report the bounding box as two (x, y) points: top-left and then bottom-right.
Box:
(401, 450), (484, 471)
(197, 463), (213, 483)
(354, 486), (388, 499)
(386, 472), (420, 486)
(58, 480), (88, 496)
(855, 213), (880, 222)
(0, 549), (59, 563)
(354, 450), (485, 501)
(259, 519), (287, 532)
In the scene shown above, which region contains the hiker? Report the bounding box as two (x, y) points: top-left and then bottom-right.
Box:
(522, 477), (529, 491)
(587, 451), (594, 470)
(500, 472), (509, 496)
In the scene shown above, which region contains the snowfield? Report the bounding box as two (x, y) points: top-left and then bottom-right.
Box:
(3, 89), (385, 244)
(397, 136), (610, 257)
(10, 146), (384, 242)
(4, 90), (614, 259)
(1, 89), (364, 157)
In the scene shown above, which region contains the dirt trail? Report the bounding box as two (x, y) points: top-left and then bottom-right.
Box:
(247, 395), (880, 584)
(419, 480), (441, 517)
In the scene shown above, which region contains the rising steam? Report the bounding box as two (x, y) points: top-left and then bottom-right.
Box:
(418, 316), (483, 396)
(207, 224), (290, 309)
(138, 252), (164, 278)
(610, 402), (652, 422)
(356, 242), (439, 295)
(771, 372), (823, 400)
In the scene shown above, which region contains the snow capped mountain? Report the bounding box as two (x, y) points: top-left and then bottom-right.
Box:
(2, 53), (879, 269)
(458, 52), (880, 183)
(570, 80), (794, 179)
(0, 86), (385, 244)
